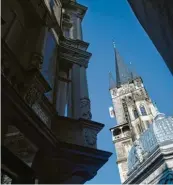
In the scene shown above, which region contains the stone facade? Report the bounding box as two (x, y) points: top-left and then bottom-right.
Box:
(1, 0), (112, 183)
(128, 0), (173, 75)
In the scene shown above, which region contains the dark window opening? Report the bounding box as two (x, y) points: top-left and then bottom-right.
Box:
(140, 105), (147, 116)
(113, 128), (121, 136)
(122, 126), (130, 132)
(133, 108), (139, 119)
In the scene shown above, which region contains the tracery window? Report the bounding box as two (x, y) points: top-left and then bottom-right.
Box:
(133, 108), (139, 119)
(140, 105), (147, 116)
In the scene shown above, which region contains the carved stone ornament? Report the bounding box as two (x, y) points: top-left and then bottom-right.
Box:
(134, 140), (145, 163)
(84, 128), (97, 146)
(126, 96), (134, 106)
(80, 98), (92, 120)
(24, 79), (42, 106)
(30, 52), (43, 70)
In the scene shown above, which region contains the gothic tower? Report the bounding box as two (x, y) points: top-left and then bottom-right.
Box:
(109, 43), (158, 183)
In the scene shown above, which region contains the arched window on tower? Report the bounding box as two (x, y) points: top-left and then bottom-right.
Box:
(133, 108), (139, 119)
(140, 105), (147, 116)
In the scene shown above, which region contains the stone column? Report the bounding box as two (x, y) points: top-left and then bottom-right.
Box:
(68, 66), (92, 120)
(80, 66), (92, 120)
(76, 16), (83, 40)
(69, 15), (82, 40)
(71, 64), (81, 119)
(67, 69), (72, 117)
(56, 71), (68, 116)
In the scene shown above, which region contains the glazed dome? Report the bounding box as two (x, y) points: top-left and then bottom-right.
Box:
(127, 113), (173, 173)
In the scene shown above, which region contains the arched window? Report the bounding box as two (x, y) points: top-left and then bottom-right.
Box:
(133, 108), (139, 119)
(140, 105), (147, 116)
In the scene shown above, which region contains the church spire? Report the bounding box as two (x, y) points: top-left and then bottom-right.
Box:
(109, 71), (116, 90)
(113, 41), (134, 87)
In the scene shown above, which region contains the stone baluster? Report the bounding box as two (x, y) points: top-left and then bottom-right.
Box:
(76, 16), (83, 40)
(67, 69), (72, 117)
(69, 14), (82, 40)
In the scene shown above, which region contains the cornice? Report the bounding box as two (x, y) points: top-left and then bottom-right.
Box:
(124, 145), (173, 184)
(59, 38), (92, 68)
(62, 1), (87, 20)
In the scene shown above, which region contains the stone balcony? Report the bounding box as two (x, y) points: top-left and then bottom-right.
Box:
(29, 88), (104, 149)
(112, 131), (132, 142)
(51, 116), (104, 149)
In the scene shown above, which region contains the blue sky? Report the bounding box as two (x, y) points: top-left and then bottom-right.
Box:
(78, 0), (173, 184)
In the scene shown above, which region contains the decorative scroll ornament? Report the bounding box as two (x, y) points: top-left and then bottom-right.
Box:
(134, 140), (145, 163)
(80, 97), (92, 120)
(84, 128), (97, 146)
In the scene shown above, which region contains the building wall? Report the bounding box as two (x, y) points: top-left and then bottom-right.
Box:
(128, 0), (173, 75)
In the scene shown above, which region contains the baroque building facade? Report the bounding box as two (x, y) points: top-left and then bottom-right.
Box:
(109, 44), (173, 184)
(1, 0), (112, 183)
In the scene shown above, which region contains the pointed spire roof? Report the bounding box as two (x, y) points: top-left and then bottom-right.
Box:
(109, 72), (116, 90)
(113, 41), (136, 87)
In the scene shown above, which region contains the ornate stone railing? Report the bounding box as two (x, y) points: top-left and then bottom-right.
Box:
(51, 116), (104, 149)
(123, 131), (131, 138)
(113, 131), (131, 141)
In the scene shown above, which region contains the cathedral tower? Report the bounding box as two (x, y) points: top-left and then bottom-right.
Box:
(109, 43), (158, 183)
